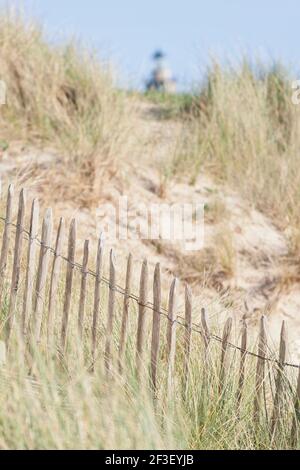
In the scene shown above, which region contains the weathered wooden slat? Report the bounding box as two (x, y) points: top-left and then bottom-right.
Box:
(78, 239), (89, 340)
(118, 253), (132, 374)
(271, 321), (287, 434)
(201, 307), (210, 385)
(0, 184), (14, 308)
(47, 218), (64, 347)
(291, 366), (300, 447)
(236, 320), (248, 409)
(104, 249), (116, 373)
(183, 284), (192, 391)
(60, 219), (76, 352)
(22, 198), (39, 337)
(219, 317), (233, 395)
(150, 263), (161, 392)
(253, 316), (267, 423)
(136, 259), (148, 379)
(6, 189), (26, 344)
(201, 307), (210, 354)
(92, 234), (104, 366)
(166, 278), (177, 394)
(34, 208), (53, 342)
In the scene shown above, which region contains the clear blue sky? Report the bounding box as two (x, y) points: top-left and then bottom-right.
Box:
(1, 0), (300, 89)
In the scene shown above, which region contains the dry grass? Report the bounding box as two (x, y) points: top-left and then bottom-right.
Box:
(0, 10), (133, 205)
(213, 226), (237, 278)
(171, 61), (300, 256)
(204, 196), (229, 224)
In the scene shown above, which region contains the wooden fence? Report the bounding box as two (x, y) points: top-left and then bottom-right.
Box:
(0, 184), (300, 443)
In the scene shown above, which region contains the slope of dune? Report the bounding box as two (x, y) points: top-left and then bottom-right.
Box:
(1, 98), (300, 360)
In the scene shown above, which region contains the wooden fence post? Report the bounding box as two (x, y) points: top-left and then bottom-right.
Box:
(253, 315), (267, 423)
(22, 198), (39, 337)
(183, 285), (192, 392)
(136, 259), (148, 380)
(271, 321), (287, 435)
(201, 307), (210, 357)
(166, 278), (177, 394)
(6, 189), (26, 344)
(60, 219), (76, 352)
(104, 249), (116, 373)
(150, 263), (161, 392)
(78, 240), (89, 340)
(200, 307), (210, 387)
(291, 366), (300, 447)
(118, 253), (132, 374)
(92, 234), (104, 366)
(47, 218), (64, 347)
(0, 184), (14, 309)
(219, 317), (233, 395)
(236, 320), (248, 409)
(34, 208), (53, 342)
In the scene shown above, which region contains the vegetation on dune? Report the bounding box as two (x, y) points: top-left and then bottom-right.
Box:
(163, 62), (300, 255)
(0, 10), (132, 204)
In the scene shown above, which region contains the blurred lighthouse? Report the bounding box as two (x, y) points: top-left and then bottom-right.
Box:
(146, 50), (176, 93)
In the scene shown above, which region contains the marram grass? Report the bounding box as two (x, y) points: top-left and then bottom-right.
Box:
(0, 265), (298, 450)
